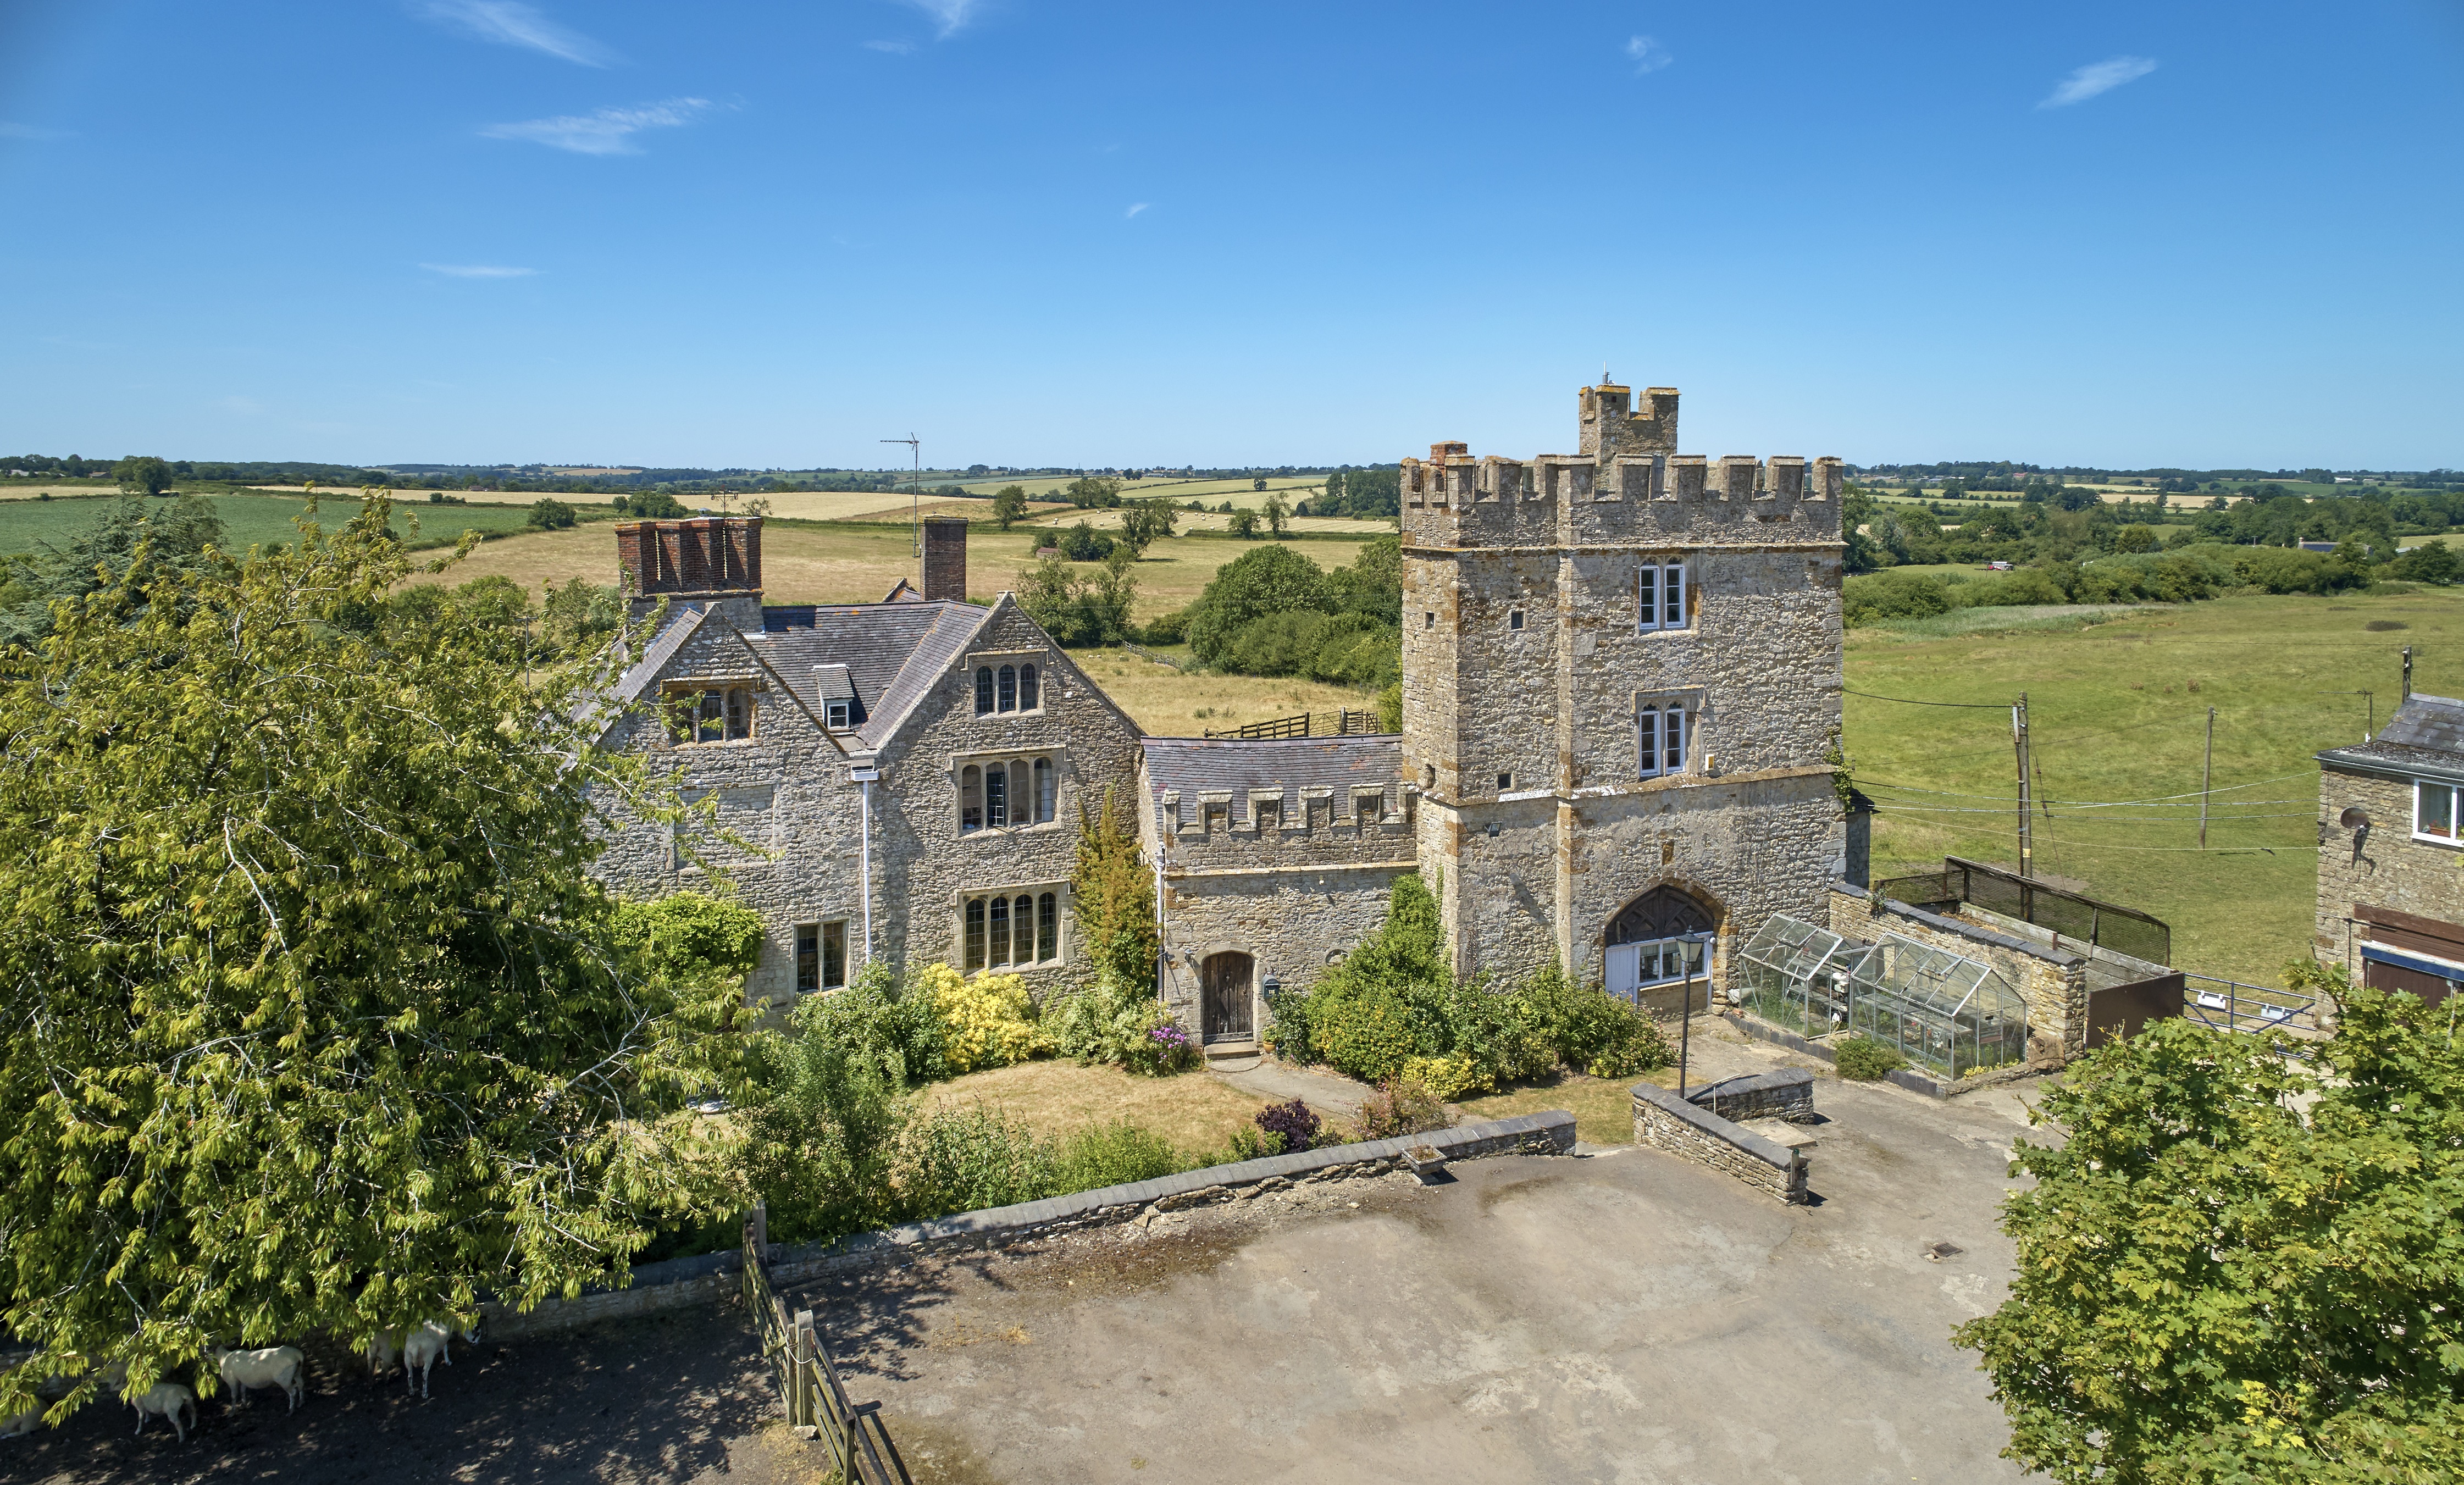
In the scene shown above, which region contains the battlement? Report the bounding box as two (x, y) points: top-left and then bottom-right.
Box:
(1579, 383), (1680, 463)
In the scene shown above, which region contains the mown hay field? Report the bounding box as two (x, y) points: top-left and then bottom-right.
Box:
(1846, 586), (2462, 985)
(0, 489), (547, 556)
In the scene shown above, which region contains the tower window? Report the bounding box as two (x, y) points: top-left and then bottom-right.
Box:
(1637, 562), (1691, 633)
(1637, 703), (1692, 779)
(1508, 609), (1525, 631)
(1424, 612), (1435, 629)
(1498, 772), (1513, 791)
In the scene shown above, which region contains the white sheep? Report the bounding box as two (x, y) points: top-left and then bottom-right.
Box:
(401, 1321), (452, 1398)
(214, 1346), (304, 1413)
(1, 1404), (41, 1438)
(365, 1330), (402, 1379)
(131, 1382), (195, 1442)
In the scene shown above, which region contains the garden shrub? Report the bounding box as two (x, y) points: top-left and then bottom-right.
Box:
(1399, 1053), (1485, 1101)
(919, 963), (1050, 1073)
(1310, 987), (1422, 1084)
(1052, 1120), (1186, 1191)
(1048, 970), (1195, 1076)
(1122, 1015), (1196, 1076)
(613, 891), (765, 988)
(1254, 1098), (1322, 1154)
(737, 993), (911, 1243)
(898, 1104), (1055, 1216)
(1353, 1076), (1448, 1141)
(1834, 1035), (1908, 1082)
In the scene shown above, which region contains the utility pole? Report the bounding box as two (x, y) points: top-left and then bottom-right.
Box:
(2404, 645), (2415, 702)
(2199, 706), (2216, 850)
(2013, 693), (2034, 910)
(881, 435), (921, 577)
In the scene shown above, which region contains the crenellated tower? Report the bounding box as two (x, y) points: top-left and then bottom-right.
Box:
(1400, 380), (1848, 1005)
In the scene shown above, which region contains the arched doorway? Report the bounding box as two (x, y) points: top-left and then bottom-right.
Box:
(1603, 887), (1716, 1002)
(1201, 951), (1255, 1045)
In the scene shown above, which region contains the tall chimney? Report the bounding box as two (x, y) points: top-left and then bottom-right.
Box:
(616, 515), (763, 628)
(922, 516), (967, 603)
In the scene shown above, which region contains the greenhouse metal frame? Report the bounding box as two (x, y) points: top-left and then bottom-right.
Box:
(1735, 916), (2030, 1080)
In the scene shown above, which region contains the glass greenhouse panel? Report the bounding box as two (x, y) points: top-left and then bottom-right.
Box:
(1845, 934), (2029, 1079)
(1735, 915), (1872, 1038)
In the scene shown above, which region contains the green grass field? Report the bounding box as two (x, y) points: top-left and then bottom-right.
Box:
(1846, 587), (2452, 986)
(0, 490), (555, 558)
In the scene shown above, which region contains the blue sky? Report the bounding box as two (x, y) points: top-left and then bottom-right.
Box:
(3, 2), (2460, 470)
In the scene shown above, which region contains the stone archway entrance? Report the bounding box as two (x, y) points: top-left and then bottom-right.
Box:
(1603, 887), (1716, 1003)
(1201, 951), (1255, 1045)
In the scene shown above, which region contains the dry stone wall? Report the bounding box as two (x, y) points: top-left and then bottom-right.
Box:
(1632, 1082), (1808, 1203)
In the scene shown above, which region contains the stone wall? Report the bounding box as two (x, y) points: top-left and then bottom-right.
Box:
(1632, 1082), (1808, 1203)
(2316, 764), (2464, 978)
(1153, 863), (1414, 1039)
(478, 1112), (1578, 1337)
(1824, 883), (2086, 1063)
(1687, 1067), (1815, 1123)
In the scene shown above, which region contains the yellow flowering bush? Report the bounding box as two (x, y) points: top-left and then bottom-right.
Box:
(1400, 1053), (1490, 1101)
(918, 962), (1051, 1073)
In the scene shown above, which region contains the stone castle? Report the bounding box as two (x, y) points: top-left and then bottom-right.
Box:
(591, 380), (1850, 1045)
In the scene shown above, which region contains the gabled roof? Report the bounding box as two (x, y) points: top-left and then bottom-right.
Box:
(753, 599), (997, 749)
(1140, 734), (1404, 824)
(2319, 692), (2464, 783)
(582, 602), (712, 745)
(882, 578), (924, 603)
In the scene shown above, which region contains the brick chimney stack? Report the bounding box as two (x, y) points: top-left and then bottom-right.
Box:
(921, 516), (967, 603)
(616, 516), (763, 627)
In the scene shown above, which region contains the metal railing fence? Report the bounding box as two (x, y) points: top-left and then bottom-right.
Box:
(1869, 856), (2172, 967)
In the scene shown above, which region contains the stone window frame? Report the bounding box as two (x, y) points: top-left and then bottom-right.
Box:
(1636, 688), (1705, 780)
(968, 648), (1049, 719)
(795, 919), (850, 994)
(1636, 559), (1692, 634)
(955, 748), (1063, 836)
(956, 880), (1069, 973)
(662, 677), (760, 746)
(1508, 607), (1526, 632)
(2414, 778), (2463, 844)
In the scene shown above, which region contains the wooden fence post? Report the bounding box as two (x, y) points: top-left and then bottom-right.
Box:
(793, 1309), (816, 1429)
(750, 1202), (769, 1264)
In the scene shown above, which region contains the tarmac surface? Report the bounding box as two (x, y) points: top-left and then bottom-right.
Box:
(793, 1058), (2044, 1485)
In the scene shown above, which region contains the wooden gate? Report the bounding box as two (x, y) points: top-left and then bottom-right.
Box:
(1201, 951), (1254, 1045)
(742, 1215), (911, 1484)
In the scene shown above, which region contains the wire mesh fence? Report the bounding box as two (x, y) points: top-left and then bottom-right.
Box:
(1870, 856), (2170, 966)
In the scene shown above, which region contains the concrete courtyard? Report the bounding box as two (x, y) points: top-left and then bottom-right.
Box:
(795, 1061), (2044, 1485)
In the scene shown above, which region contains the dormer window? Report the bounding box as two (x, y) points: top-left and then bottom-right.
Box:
(825, 699), (851, 731)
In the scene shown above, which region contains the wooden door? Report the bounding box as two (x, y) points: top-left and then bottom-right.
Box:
(1201, 952), (1254, 1044)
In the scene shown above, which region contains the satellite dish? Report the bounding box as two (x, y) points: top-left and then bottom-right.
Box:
(2339, 806), (2372, 830)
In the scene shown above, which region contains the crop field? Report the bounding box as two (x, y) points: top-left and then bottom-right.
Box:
(0, 489), (549, 557)
(1845, 586), (2456, 985)
(948, 473), (1327, 508)
(397, 520), (1376, 622)
(1072, 645), (1383, 736)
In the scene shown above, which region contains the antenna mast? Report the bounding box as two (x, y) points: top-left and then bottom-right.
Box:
(881, 434), (921, 575)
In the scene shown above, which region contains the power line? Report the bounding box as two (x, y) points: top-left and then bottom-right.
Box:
(1843, 688), (2012, 710)
(1862, 771), (2313, 806)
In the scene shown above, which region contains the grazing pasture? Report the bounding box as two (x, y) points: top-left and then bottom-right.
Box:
(1846, 585), (2457, 984)
(0, 491), (547, 558)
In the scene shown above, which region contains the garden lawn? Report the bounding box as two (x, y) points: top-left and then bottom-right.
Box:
(1846, 585), (2464, 985)
(912, 1060), (1273, 1161)
(1452, 1070), (1674, 1146)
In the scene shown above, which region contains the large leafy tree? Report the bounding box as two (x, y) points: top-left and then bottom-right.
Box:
(1956, 982), (2464, 1483)
(0, 496), (743, 1420)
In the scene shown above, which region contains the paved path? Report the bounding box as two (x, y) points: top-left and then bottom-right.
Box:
(1206, 1055), (1375, 1117)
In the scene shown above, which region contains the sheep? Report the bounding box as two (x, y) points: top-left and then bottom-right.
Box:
(214, 1346), (304, 1413)
(2, 1404), (41, 1438)
(401, 1321), (452, 1398)
(365, 1330), (402, 1380)
(130, 1382), (195, 1442)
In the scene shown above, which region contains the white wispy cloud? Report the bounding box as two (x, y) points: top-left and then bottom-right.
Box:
(421, 263), (539, 278)
(0, 121), (73, 141)
(414, 1), (614, 67)
(1625, 35), (1671, 75)
(2040, 55), (2157, 108)
(904, 0), (982, 40)
(480, 97), (708, 156)
(1125, 202), (1149, 219)
(863, 38), (916, 54)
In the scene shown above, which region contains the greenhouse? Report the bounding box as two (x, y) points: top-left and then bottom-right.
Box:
(1735, 916), (2030, 1080)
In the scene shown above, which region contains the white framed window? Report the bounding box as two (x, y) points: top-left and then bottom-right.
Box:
(1636, 561), (1690, 633)
(2416, 780), (2461, 841)
(1637, 702), (1692, 779)
(824, 698), (851, 730)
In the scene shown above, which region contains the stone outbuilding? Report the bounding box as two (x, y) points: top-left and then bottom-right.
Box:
(2316, 690), (2464, 1005)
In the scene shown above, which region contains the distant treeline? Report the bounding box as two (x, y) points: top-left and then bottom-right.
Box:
(1856, 460), (2461, 490)
(1853, 483), (2464, 573)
